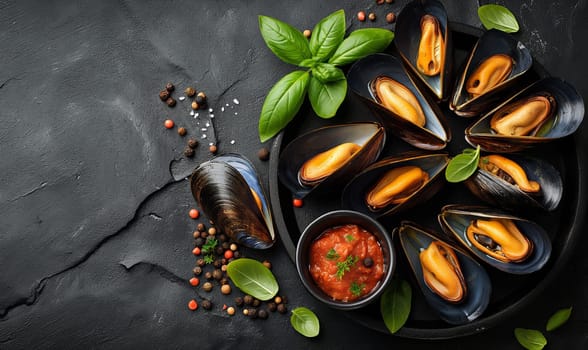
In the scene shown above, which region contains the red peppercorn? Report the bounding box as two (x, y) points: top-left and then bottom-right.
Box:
(192, 247), (201, 256)
(189, 209), (200, 219)
(224, 250), (233, 260)
(188, 299), (198, 310)
(357, 11), (366, 22)
(189, 277), (200, 287)
(386, 12), (396, 23)
(209, 144), (218, 154)
(164, 119), (174, 129)
(293, 198), (303, 208)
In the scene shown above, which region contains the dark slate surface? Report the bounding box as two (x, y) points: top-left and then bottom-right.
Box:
(1, 0), (586, 349)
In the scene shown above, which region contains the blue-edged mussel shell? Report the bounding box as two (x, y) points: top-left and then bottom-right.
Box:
(465, 77), (585, 152)
(395, 0), (452, 100)
(465, 153), (563, 212)
(438, 205), (552, 274)
(450, 29), (533, 117)
(347, 53), (450, 150)
(342, 151), (449, 219)
(396, 221), (491, 325)
(277, 122), (385, 199)
(190, 153), (275, 249)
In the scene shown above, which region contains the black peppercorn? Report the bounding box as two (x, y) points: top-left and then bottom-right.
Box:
(193, 266), (203, 276)
(257, 147), (270, 161)
(252, 299), (261, 307)
(235, 297), (244, 307)
(233, 251), (241, 259)
(221, 242), (230, 250)
(267, 302), (277, 312)
(183, 147), (194, 158)
(363, 257), (374, 268)
(281, 295), (288, 304)
(220, 277), (229, 285)
(204, 271), (213, 280)
(248, 308), (258, 319)
(215, 246), (224, 256)
(201, 231), (208, 239)
(213, 259), (222, 268)
(197, 258), (206, 267)
(277, 303), (287, 314)
(194, 237), (204, 247)
(188, 138), (199, 149)
(159, 90), (170, 101)
(202, 282), (213, 292)
(178, 127), (187, 136)
(166, 97), (176, 107)
(258, 309), (268, 320)
(218, 233), (228, 242)
(201, 299), (213, 310)
(185, 86), (196, 97)
(212, 269), (223, 281)
(165, 82), (175, 92)
(193, 230), (200, 239)
(243, 295), (254, 305)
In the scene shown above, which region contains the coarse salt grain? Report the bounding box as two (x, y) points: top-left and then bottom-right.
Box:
(202, 134), (207, 139)
(221, 107), (225, 112)
(179, 96), (186, 101)
(232, 98), (240, 105)
(190, 111), (195, 116)
(206, 122), (210, 127)
(230, 140), (235, 144)
(208, 108), (213, 113)
(201, 128), (207, 131)
(234, 112), (238, 115)
(210, 114), (214, 118)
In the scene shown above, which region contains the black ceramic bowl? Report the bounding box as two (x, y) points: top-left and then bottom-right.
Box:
(295, 210), (396, 310)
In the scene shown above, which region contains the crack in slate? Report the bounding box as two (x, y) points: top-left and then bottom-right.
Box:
(8, 182), (48, 202)
(119, 261), (186, 286)
(0, 178), (181, 319)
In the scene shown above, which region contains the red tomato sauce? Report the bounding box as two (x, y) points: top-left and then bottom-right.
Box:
(309, 224), (385, 302)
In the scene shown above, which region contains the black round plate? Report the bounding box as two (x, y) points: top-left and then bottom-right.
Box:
(268, 23), (585, 339)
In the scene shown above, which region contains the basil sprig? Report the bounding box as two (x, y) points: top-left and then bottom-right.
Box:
(478, 4), (520, 33)
(380, 278), (412, 334)
(290, 307), (320, 337)
(258, 10), (394, 142)
(546, 307), (572, 331)
(514, 328), (547, 350)
(444, 146), (481, 183)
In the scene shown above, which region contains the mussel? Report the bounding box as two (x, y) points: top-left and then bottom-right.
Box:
(190, 153), (275, 249)
(466, 77), (585, 152)
(438, 205), (552, 274)
(342, 152), (449, 218)
(450, 29), (533, 117)
(397, 221), (491, 324)
(395, 0), (452, 100)
(347, 54), (450, 150)
(278, 122), (385, 199)
(465, 153), (562, 212)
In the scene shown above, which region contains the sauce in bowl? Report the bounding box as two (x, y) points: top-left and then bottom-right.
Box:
(309, 224), (385, 302)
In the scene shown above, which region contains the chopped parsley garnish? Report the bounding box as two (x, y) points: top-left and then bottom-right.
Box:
(345, 234), (354, 242)
(350, 281), (366, 297)
(336, 255), (358, 279)
(326, 248), (340, 260)
(202, 238), (218, 264)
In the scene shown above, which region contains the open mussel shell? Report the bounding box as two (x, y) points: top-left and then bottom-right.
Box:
(395, 0), (452, 100)
(342, 152), (449, 218)
(278, 122), (385, 199)
(190, 153), (275, 249)
(465, 154), (563, 212)
(347, 53), (450, 150)
(396, 221), (491, 325)
(438, 204), (552, 274)
(465, 77), (585, 152)
(450, 29), (533, 117)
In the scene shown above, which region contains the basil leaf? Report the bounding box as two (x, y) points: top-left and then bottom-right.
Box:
(328, 28), (394, 66)
(259, 15), (312, 65)
(546, 307), (572, 331)
(308, 75), (347, 118)
(310, 9), (346, 61)
(514, 328), (547, 350)
(259, 70), (310, 142)
(445, 146), (481, 183)
(226, 258), (279, 300)
(312, 63), (346, 83)
(478, 4), (520, 33)
(299, 58), (319, 68)
(380, 278), (412, 334)
(290, 307), (320, 337)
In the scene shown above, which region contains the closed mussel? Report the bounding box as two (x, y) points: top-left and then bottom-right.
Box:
(347, 53), (450, 150)
(450, 29), (533, 117)
(278, 122), (385, 199)
(438, 205), (552, 274)
(466, 77), (585, 152)
(397, 221), (491, 325)
(465, 153), (563, 212)
(395, 0), (452, 100)
(190, 153), (275, 249)
(342, 152), (449, 218)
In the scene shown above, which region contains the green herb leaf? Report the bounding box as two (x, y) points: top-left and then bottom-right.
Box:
(201, 238), (218, 254)
(259, 70), (310, 142)
(478, 4), (520, 33)
(514, 328), (547, 350)
(546, 307), (572, 332)
(445, 145), (481, 183)
(290, 307), (320, 337)
(299, 58), (319, 68)
(311, 63), (346, 83)
(309, 9), (346, 61)
(335, 255), (358, 279)
(326, 248), (340, 260)
(258, 15), (312, 65)
(350, 281), (365, 297)
(226, 258), (279, 300)
(308, 75), (347, 118)
(380, 278), (412, 334)
(328, 28), (394, 66)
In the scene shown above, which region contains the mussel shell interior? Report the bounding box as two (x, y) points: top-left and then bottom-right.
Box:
(342, 152), (449, 218)
(397, 221), (491, 325)
(465, 154), (563, 212)
(438, 205), (552, 274)
(395, 0), (451, 100)
(451, 29), (533, 116)
(191, 154), (275, 249)
(347, 53), (450, 150)
(277, 122), (385, 199)
(466, 77), (585, 152)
